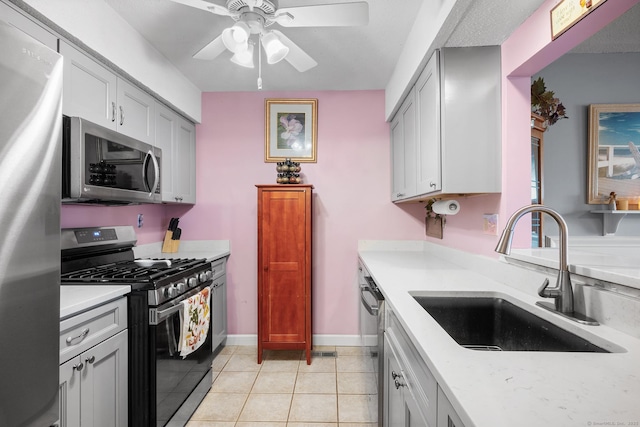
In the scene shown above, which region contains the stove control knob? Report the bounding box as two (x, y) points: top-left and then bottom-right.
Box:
(165, 285), (177, 298)
(188, 277), (198, 288)
(206, 270), (214, 281)
(199, 272), (208, 283)
(176, 282), (186, 293)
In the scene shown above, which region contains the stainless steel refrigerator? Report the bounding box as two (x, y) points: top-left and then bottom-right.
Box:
(0, 19), (63, 426)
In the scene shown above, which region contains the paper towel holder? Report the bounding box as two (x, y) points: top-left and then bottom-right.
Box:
(424, 198), (461, 239)
(426, 198), (461, 216)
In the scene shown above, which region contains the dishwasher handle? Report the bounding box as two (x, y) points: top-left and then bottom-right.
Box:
(360, 281), (380, 316)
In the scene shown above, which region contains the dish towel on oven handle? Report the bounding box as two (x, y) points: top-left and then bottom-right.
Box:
(178, 286), (211, 358)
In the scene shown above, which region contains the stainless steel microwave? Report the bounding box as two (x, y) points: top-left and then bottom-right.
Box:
(62, 116), (161, 204)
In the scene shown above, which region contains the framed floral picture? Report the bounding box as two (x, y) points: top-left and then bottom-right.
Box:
(265, 98), (318, 162)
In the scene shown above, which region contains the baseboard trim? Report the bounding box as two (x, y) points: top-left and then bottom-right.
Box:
(225, 334), (362, 347)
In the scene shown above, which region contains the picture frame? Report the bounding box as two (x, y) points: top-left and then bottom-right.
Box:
(265, 98), (318, 163)
(588, 103), (640, 204)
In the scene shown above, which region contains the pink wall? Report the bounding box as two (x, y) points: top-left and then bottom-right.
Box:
(172, 90), (425, 336)
(61, 203), (169, 244)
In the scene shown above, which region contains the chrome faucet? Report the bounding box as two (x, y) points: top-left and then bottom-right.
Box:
(495, 204), (574, 313)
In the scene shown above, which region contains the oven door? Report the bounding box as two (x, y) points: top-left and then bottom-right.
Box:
(150, 282), (214, 426)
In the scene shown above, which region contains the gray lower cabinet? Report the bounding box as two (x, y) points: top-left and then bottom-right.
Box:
(58, 297), (128, 427)
(384, 331), (430, 426)
(437, 386), (465, 427)
(210, 257), (228, 351)
(384, 307), (465, 427)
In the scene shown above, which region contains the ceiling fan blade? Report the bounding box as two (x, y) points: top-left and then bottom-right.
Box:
(275, 2), (369, 27)
(193, 34), (226, 60)
(168, 0), (236, 17)
(272, 30), (318, 72)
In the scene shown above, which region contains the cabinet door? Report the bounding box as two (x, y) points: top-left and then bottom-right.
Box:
(0, 1), (57, 49)
(80, 330), (128, 427)
(174, 117), (197, 203)
(59, 357), (82, 427)
(437, 386), (465, 427)
(391, 88), (417, 201)
(60, 41), (117, 128)
(259, 189), (308, 343)
(155, 103), (177, 202)
(116, 78), (155, 143)
(156, 103), (196, 203)
(211, 278), (228, 350)
(384, 337), (406, 427)
(415, 52), (441, 194)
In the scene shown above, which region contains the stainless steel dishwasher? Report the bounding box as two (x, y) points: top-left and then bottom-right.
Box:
(358, 259), (385, 426)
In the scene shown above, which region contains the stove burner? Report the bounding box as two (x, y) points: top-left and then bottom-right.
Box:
(61, 258), (203, 282)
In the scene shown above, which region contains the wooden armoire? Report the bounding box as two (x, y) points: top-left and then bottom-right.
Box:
(256, 184), (313, 365)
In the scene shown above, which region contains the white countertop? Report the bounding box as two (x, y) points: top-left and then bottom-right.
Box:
(133, 239), (230, 262)
(60, 285), (130, 320)
(358, 241), (640, 427)
(508, 238), (640, 290)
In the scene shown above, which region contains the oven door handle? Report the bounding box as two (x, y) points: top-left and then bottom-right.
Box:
(360, 285), (379, 316)
(150, 302), (183, 325)
(149, 283), (213, 325)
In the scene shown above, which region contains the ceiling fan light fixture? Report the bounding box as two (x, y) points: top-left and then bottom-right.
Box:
(222, 21), (250, 52)
(230, 42), (255, 68)
(261, 31), (289, 64)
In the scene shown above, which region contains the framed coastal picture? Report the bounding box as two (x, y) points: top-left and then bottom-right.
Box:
(265, 98), (318, 163)
(588, 103), (640, 203)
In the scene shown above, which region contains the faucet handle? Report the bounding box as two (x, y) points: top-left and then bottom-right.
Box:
(538, 278), (561, 298)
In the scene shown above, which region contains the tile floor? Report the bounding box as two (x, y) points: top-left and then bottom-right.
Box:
(186, 345), (378, 427)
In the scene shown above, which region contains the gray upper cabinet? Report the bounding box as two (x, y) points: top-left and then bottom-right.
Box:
(391, 46), (502, 202)
(416, 52), (441, 195)
(390, 88), (417, 201)
(155, 102), (196, 204)
(0, 1), (57, 50)
(60, 40), (155, 144)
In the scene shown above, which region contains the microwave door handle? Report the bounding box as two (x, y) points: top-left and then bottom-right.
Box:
(142, 150), (160, 197)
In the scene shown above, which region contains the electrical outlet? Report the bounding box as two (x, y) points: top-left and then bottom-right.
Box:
(137, 214), (144, 228)
(483, 214), (498, 235)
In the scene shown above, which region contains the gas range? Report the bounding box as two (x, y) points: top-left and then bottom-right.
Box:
(60, 225), (218, 426)
(60, 226), (213, 306)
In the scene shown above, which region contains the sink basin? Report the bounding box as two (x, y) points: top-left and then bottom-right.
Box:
(412, 295), (610, 353)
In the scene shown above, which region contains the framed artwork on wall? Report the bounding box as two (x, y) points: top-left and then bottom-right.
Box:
(265, 98), (318, 163)
(588, 103), (640, 204)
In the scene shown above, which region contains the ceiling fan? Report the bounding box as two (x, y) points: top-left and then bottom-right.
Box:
(169, 0), (369, 74)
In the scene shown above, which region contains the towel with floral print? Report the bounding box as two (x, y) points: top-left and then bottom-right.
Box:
(178, 286), (210, 358)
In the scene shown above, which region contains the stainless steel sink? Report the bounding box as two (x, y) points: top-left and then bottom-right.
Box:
(412, 295), (611, 352)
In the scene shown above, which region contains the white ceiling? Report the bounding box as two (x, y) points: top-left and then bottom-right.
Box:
(104, 0), (640, 93)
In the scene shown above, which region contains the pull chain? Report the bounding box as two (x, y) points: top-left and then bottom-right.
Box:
(257, 34), (263, 90)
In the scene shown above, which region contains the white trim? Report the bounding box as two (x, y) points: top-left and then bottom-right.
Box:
(225, 334), (362, 347)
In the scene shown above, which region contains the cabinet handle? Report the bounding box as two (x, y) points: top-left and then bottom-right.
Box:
(394, 378), (405, 389)
(396, 193), (405, 197)
(111, 102), (116, 122)
(66, 328), (90, 344)
(119, 106), (124, 126)
(391, 370), (402, 380)
(73, 362), (84, 372)
(429, 181), (436, 188)
(85, 355), (96, 364)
